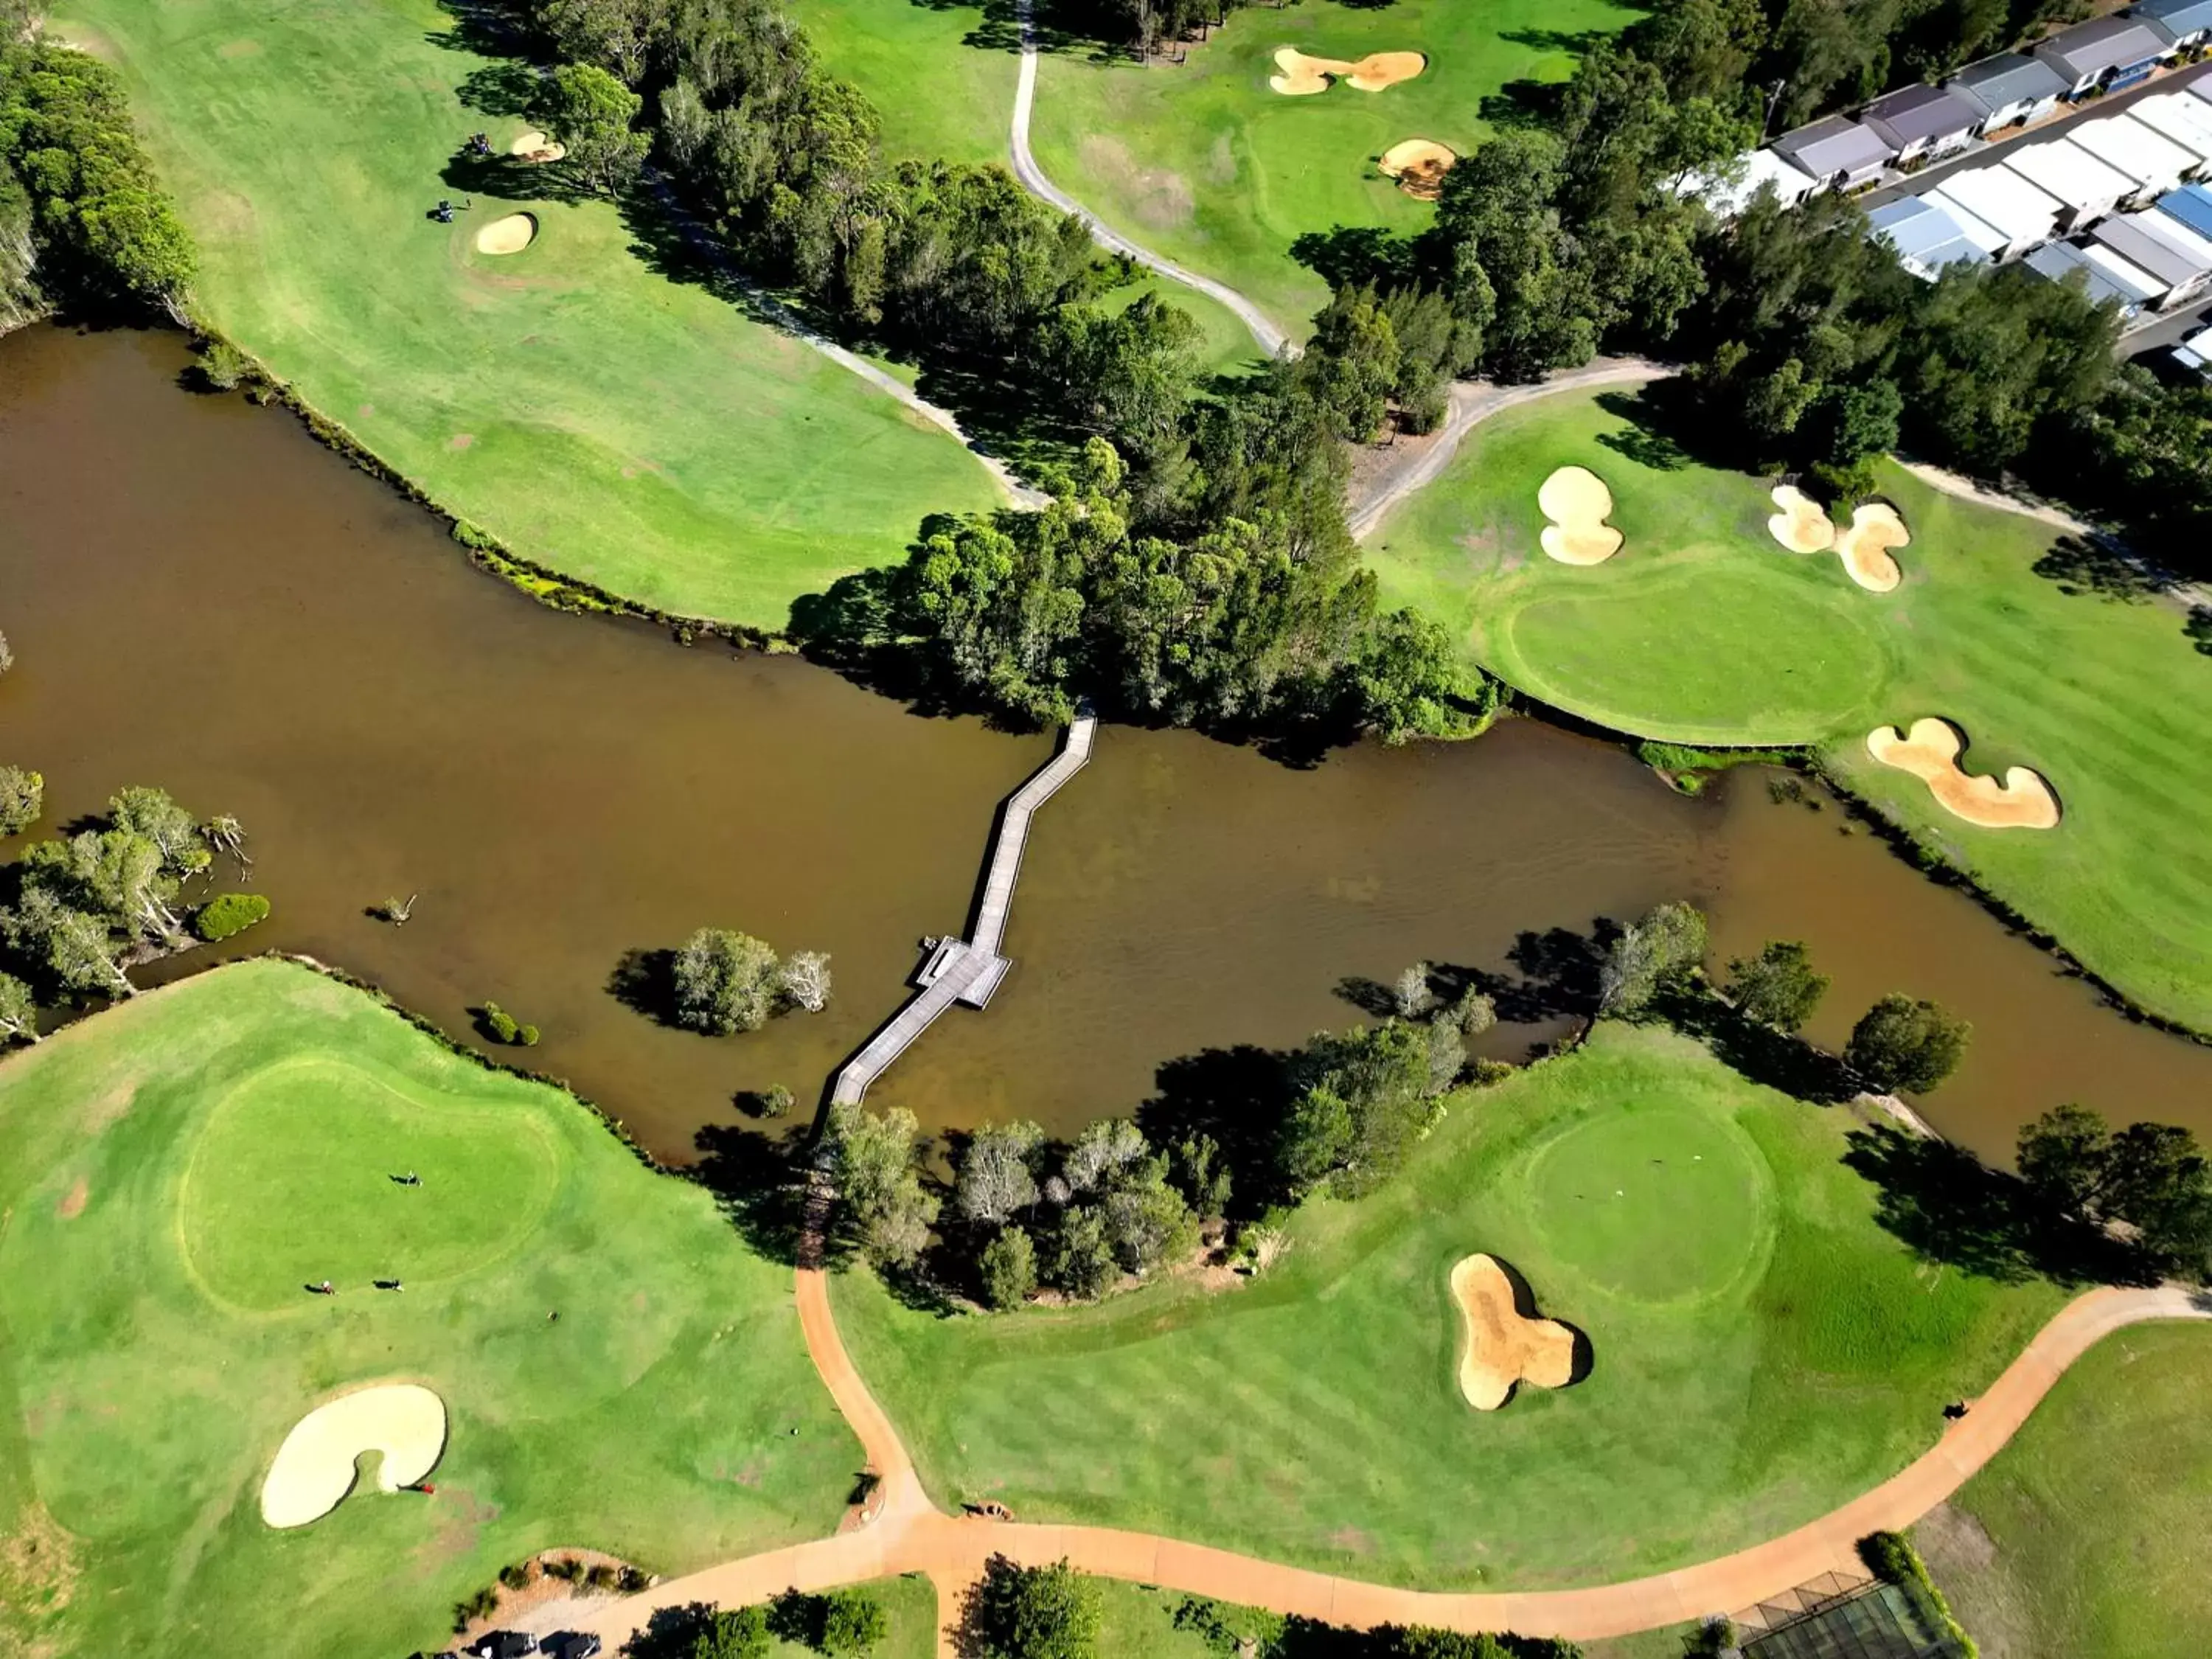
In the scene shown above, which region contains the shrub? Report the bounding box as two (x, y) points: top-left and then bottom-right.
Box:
(980, 1226), (1037, 1310)
(671, 927), (781, 1034)
(192, 338), (249, 390)
(451, 1585), (499, 1630)
(543, 1556), (582, 1582)
(1859, 1531), (1978, 1658)
(618, 1564), (650, 1592)
(585, 1562), (619, 1590)
(518, 1023), (541, 1047)
(497, 1561), (532, 1590)
(193, 891), (271, 942)
(970, 1557), (1099, 1659)
(481, 1002), (521, 1043)
(0, 766), (42, 837)
(820, 1587), (889, 1655)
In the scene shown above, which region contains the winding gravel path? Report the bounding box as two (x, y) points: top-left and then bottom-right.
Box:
(1009, 1), (1291, 359)
(568, 1273), (2209, 1656)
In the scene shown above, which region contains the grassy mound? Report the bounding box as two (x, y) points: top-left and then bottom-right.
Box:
(1028, 0), (1636, 337)
(1366, 386), (2212, 1033)
(58, 0), (1000, 627)
(835, 1023), (2063, 1590)
(1921, 1323), (2212, 1659)
(0, 961), (857, 1658)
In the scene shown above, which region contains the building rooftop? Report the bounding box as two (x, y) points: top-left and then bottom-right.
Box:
(2156, 180), (2212, 237)
(2004, 137), (2135, 211)
(1927, 166), (2066, 242)
(2025, 240), (2152, 310)
(1686, 147), (1820, 215)
(2036, 16), (2171, 78)
(1863, 83), (1985, 145)
(1868, 197), (1990, 271)
(2090, 213), (2208, 287)
(2126, 92), (2212, 162)
(1771, 114), (1895, 176)
(1950, 52), (2070, 114)
(2067, 112), (2199, 187)
(2135, 0), (2212, 41)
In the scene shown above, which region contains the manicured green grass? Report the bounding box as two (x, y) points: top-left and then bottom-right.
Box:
(835, 1023), (2063, 1590)
(59, 0), (1000, 627)
(1366, 386), (2212, 1034)
(1919, 1323), (2212, 1659)
(790, 0), (1015, 168)
(1029, 0), (1637, 336)
(0, 961), (858, 1658)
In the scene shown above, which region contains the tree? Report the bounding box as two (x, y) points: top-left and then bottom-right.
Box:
(1846, 995), (1969, 1094)
(1101, 1158), (1197, 1273)
(689, 1603), (772, 1659)
(1392, 961), (1436, 1018)
(530, 62), (648, 195)
(0, 970), (38, 1045)
(826, 1101), (938, 1267)
(0, 765), (40, 837)
(1725, 939), (1829, 1032)
(671, 928), (780, 1034)
(970, 1557), (1101, 1659)
(1276, 1082), (1354, 1192)
(819, 1587), (889, 1656)
(1062, 1118), (1147, 1194)
(2018, 1103), (2212, 1273)
(776, 949), (833, 1013)
(1049, 1206), (1116, 1299)
(109, 785), (209, 879)
(978, 1225), (1037, 1309)
(957, 1121), (1043, 1225)
(1599, 900), (1707, 1015)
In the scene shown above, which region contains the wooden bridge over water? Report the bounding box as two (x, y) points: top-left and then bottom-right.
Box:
(829, 712), (1096, 1106)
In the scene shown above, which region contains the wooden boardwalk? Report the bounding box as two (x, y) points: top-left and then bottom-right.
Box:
(830, 712), (1096, 1106)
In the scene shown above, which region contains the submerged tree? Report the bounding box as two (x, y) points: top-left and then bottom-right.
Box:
(0, 765), (40, 837)
(670, 927), (781, 1034)
(776, 948), (833, 1014)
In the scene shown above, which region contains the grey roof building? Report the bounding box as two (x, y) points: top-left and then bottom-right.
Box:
(1770, 115), (1895, 189)
(2087, 212), (2212, 305)
(1868, 196), (1992, 278)
(1863, 83), (1986, 161)
(2025, 239), (2155, 313)
(2135, 0), (2212, 49)
(2034, 16), (2173, 96)
(1949, 53), (2071, 133)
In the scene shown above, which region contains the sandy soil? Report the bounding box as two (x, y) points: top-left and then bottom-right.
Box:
(1767, 484), (1834, 554)
(1450, 1253), (1576, 1411)
(1379, 138), (1455, 200)
(1834, 501), (1907, 593)
(475, 212), (538, 256)
(510, 130), (568, 163)
(1537, 465), (1623, 565)
(260, 1382), (447, 1528)
(1866, 717), (2060, 830)
(1269, 48), (1427, 95)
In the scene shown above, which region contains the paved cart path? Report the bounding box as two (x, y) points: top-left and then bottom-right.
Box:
(570, 1279), (2210, 1654)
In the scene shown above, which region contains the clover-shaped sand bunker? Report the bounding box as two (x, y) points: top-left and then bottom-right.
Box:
(1537, 465), (1623, 565)
(1452, 1254), (1577, 1411)
(476, 212), (538, 255)
(1767, 484), (1834, 554)
(510, 129), (567, 163)
(260, 1383), (448, 1528)
(1270, 48), (1427, 95)
(1867, 717), (2059, 830)
(1765, 487), (1905, 592)
(1380, 139), (1456, 201)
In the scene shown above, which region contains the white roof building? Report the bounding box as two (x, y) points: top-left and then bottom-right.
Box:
(2003, 138), (2135, 227)
(2065, 114), (2199, 202)
(2124, 94), (2212, 177)
(1913, 189), (2010, 257)
(1926, 167), (2066, 257)
(1684, 148), (1821, 217)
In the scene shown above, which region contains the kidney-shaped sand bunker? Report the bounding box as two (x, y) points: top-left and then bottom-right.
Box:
(1450, 1253), (1578, 1411)
(260, 1382), (447, 1528)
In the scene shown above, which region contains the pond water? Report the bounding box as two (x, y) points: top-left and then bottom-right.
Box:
(5, 324), (2208, 1164)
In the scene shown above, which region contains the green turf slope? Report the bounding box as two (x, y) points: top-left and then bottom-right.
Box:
(1366, 386), (2212, 1034)
(58, 0), (999, 627)
(1029, 0), (1637, 338)
(0, 961), (858, 1658)
(835, 1023), (2062, 1590)
(1919, 1322), (2212, 1659)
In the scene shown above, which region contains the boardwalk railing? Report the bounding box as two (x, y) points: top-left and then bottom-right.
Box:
(829, 712), (1097, 1106)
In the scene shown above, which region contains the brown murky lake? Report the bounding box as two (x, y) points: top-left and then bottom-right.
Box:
(5, 325), (2209, 1163)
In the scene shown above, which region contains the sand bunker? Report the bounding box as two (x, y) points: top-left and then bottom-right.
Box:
(1270, 47), (1427, 96)
(510, 129), (567, 164)
(475, 212), (538, 256)
(1451, 1254), (1577, 1411)
(1380, 139), (1456, 201)
(1834, 501), (1907, 594)
(260, 1383), (448, 1528)
(1537, 465), (1624, 565)
(1767, 484), (1834, 554)
(1866, 717), (2060, 830)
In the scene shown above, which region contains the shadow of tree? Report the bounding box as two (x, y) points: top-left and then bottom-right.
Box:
(1289, 225), (1416, 292)
(2031, 532), (2166, 602)
(692, 1121), (815, 1267)
(607, 947), (680, 1026)
(2189, 607), (2212, 657)
(1136, 1043), (1299, 1219)
(1655, 986), (1859, 1103)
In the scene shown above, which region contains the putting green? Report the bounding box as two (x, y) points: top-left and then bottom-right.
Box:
(1521, 1105), (1770, 1304)
(0, 961), (858, 1657)
(179, 1057), (560, 1310)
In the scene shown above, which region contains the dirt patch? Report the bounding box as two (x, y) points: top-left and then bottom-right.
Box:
(0, 1500), (81, 1625)
(260, 1383), (448, 1528)
(80, 1070), (147, 1137)
(448, 434), (475, 451)
(1866, 717), (2060, 830)
(1379, 139), (1455, 201)
(55, 1178), (87, 1220)
(216, 39), (262, 58)
(1450, 1253), (1577, 1411)
(1767, 484), (1834, 554)
(1537, 465), (1623, 565)
(476, 213), (538, 257)
(1076, 135), (1195, 230)
(1914, 1503), (2027, 1659)
(1835, 501), (1907, 593)
(1270, 47), (1427, 95)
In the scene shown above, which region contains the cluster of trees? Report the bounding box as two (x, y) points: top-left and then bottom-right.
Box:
(1, 21), (195, 324)
(0, 782), (251, 1043)
(625, 1585), (888, 1658)
(669, 925), (831, 1034)
(1599, 899), (1972, 1095)
(2018, 1101), (2212, 1279)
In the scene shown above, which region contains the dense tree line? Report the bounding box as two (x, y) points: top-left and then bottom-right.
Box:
(1, 17), (194, 324)
(623, 1584), (888, 1657)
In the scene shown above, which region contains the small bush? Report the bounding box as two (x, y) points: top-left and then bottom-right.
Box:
(819, 1587), (888, 1655)
(194, 892), (271, 942)
(585, 1562), (619, 1590)
(498, 1561), (533, 1590)
(481, 1002), (521, 1043)
(451, 519), (499, 551)
(518, 1023), (541, 1046)
(0, 765), (44, 837)
(543, 1555), (582, 1582)
(617, 1564), (650, 1592)
(451, 1585), (499, 1630)
(192, 338), (250, 390)
(1860, 1531), (1978, 1658)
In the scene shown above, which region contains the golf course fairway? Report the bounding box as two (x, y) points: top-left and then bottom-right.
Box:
(1363, 386), (2212, 1036)
(0, 961), (857, 1658)
(56, 0), (1001, 627)
(835, 1023), (2065, 1590)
